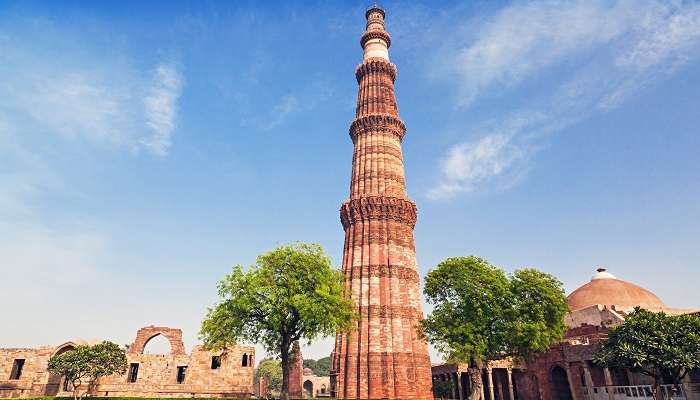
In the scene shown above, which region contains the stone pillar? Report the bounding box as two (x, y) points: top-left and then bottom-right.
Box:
(455, 372), (463, 400)
(487, 368), (495, 400)
(565, 364), (580, 400)
(288, 341), (303, 399)
(582, 363), (595, 400)
(506, 368), (515, 400)
(603, 368), (615, 400)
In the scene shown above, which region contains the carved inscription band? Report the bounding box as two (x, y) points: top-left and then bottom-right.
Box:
(346, 264), (420, 283)
(340, 196), (417, 229)
(355, 59), (397, 83)
(349, 114), (406, 141)
(357, 305), (424, 320)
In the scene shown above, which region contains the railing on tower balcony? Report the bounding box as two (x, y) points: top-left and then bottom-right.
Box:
(583, 384), (687, 400)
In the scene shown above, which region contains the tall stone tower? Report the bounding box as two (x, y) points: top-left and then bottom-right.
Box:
(330, 5), (433, 399)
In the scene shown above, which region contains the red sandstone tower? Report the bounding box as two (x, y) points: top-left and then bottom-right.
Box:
(330, 6), (433, 399)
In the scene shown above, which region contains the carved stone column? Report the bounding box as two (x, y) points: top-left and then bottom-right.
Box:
(454, 372), (463, 400)
(603, 368), (614, 400)
(487, 367), (495, 400)
(506, 368), (515, 400)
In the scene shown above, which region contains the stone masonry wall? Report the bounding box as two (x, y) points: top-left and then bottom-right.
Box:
(0, 326), (255, 398)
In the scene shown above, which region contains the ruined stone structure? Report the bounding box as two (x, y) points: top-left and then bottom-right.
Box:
(0, 326), (254, 398)
(330, 5), (433, 399)
(289, 341), (304, 399)
(431, 268), (700, 400)
(302, 368), (331, 398)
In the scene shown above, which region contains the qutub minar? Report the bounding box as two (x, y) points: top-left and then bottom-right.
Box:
(330, 6), (433, 399)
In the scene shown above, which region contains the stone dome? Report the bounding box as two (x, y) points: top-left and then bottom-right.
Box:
(567, 268), (666, 312)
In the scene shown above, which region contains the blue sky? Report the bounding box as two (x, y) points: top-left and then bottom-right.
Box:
(1, 0), (699, 362)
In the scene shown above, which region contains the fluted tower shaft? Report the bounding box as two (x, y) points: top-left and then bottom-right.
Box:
(330, 6), (433, 400)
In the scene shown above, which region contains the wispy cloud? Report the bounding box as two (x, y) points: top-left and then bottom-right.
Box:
(260, 80), (333, 130)
(0, 20), (184, 156)
(142, 64), (183, 156)
(428, 116), (534, 199)
(429, 0), (700, 199)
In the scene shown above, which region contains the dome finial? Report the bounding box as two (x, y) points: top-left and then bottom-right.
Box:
(592, 266), (616, 280)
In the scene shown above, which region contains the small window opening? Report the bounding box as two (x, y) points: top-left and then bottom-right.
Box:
(177, 366), (187, 384)
(242, 353), (248, 367)
(211, 356), (221, 369)
(10, 359), (25, 380)
(128, 363), (139, 383)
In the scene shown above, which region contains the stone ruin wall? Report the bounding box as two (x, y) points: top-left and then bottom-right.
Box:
(0, 346), (59, 397)
(0, 326), (255, 398)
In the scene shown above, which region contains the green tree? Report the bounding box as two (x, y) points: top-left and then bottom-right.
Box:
(255, 358), (283, 395)
(200, 243), (355, 400)
(432, 379), (456, 400)
(47, 341), (127, 400)
(314, 356), (331, 376)
(422, 256), (568, 400)
(303, 356), (331, 376)
(303, 359), (318, 374)
(595, 308), (700, 400)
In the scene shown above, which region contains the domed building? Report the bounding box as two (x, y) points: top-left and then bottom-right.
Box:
(431, 267), (699, 400)
(521, 268), (698, 400)
(567, 268), (666, 312)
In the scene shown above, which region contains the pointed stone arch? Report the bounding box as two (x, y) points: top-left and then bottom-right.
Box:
(46, 342), (80, 396)
(52, 341), (78, 357)
(129, 326), (186, 356)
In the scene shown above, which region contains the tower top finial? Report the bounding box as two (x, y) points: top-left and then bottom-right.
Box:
(361, 4), (390, 61)
(366, 4), (385, 19)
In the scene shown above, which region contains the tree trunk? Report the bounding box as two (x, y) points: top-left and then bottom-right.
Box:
(652, 376), (663, 400)
(72, 382), (80, 400)
(280, 339), (291, 400)
(468, 367), (483, 400)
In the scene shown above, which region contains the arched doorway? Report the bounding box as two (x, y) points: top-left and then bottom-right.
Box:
(45, 343), (76, 396)
(303, 380), (314, 398)
(551, 366), (573, 400)
(142, 333), (172, 355)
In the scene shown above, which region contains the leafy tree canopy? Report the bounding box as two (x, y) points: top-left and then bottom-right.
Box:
(47, 341), (127, 400)
(255, 358), (283, 392)
(303, 356), (331, 376)
(422, 256), (568, 400)
(199, 243), (355, 399)
(595, 307), (700, 389)
(422, 256), (568, 364)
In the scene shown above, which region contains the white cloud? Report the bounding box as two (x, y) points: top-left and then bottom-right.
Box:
(454, 0), (643, 106)
(428, 115), (539, 200)
(617, 3), (700, 71)
(0, 23), (183, 156)
(142, 64), (183, 156)
(430, 0), (700, 198)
